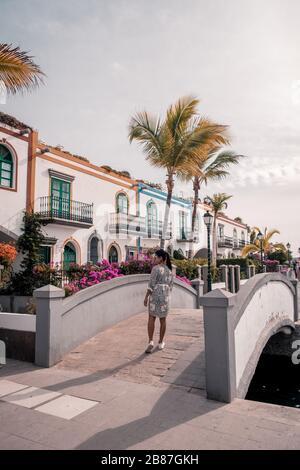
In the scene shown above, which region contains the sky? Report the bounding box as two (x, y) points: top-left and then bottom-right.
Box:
(1, 0), (299, 255)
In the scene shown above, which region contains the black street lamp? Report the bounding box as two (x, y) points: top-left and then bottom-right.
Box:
(203, 210), (213, 292)
(257, 231), (263, 272)
(287, 242), (291, 267)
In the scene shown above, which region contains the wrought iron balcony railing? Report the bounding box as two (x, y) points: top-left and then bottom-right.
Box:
(239, 239), (246, 249)
(109, 213), (172, 239)
(145, 220), (172, 240)
(38, 196), (93, 227)
(217, 236), (233, 247)
(109, 212), (146, 236)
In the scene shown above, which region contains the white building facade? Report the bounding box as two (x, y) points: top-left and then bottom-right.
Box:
(0, 113), (249, 267)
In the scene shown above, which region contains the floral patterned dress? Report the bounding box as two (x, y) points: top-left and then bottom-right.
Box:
(148, 264), (173, 318)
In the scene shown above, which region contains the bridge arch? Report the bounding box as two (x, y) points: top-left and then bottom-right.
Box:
(200, 273), (298, 403)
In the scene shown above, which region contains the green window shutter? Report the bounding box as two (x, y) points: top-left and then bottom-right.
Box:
(39, 246), (51, 264)
(63, 243), (76, 270)
(0, 145), (13, 188)
(50, 178), (71, 218)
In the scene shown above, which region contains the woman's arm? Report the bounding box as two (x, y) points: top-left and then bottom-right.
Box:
(144, 288), (152, 307)
(144, 266), (158, 307)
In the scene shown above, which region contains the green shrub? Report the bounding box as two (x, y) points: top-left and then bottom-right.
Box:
(172, 258), (219, 282)
(216, 257), (255, 277)
(172, 259), (199, 279)
(267, 250), (288, 264)
(7, 264), (61, 296)
(173, 250), (185, 260)
(119, 258), (155, 275)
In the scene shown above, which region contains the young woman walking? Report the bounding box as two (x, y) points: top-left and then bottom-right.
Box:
(143, 249), (173, 353)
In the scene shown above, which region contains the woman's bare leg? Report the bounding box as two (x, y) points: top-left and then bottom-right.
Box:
(148, 315), (156, 342)
(159, 318), (166, 343)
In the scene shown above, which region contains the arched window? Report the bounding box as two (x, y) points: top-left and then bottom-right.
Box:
(116, 193), (128, 214)
(0, 145), (13, 188)
(90, 237), (99, 264)
(147, 201), (158, 238)
(108, 245), (119, 263)
(63, 242), (77, 270)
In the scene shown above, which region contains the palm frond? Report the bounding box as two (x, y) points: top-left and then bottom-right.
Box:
(128, 111), (166, 164)
(265, 229), (280, 242)
(241, 244), (259, 258)
(204, 192), (232, 214)
(174, 119), (229, 169)
(166, 95), (199, 138)
(0, 43), (45, 94)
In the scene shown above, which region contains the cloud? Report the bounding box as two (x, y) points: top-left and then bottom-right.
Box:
(110, 61), (126, 75)
(218, 155), (300, 189)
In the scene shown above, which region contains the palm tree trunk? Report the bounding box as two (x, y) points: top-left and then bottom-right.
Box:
(211, 213), (217, 264)
(188, 177), (200, 259)
(160, 173), (174, 250)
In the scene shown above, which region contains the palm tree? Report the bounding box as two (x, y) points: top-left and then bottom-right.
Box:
(241, 227), (285, 258)
(204, 193), (233, 264)
(0, 43), (44, 95)
(179, 145), (242, 258)
(128, 95), (228, 249)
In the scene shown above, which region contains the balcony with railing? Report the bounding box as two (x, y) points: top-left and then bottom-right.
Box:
(144, 220), (172, 240)
(109, 214), (173, 240)
(38, 196), (93, 228)
(218, 236), (247, 250)
(109, 213), (146, 236)
(218, 236), (233, 247)
(239, 239), (246, 249)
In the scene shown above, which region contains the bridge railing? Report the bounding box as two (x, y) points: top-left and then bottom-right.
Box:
(33, 274), (203, 367)
(200, 273), (299, 404)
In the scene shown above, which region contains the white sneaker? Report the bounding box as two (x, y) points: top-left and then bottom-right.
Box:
(158, 342), (165, 350)
(145, 341), (154, 354)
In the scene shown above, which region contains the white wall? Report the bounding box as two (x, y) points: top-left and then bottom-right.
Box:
(0, 312), (36, 332)
(0, 125), (250, 264)
(34, 154), (138, 263)
(139, 188), (208, 257)
(234, 281), (294, 388)
(0, 130), (29, 238)
(216, 216), (248, 258)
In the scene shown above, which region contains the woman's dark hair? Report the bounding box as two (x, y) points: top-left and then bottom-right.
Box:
(155, 249), (172, 271)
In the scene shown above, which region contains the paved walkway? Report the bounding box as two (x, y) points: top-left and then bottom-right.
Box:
(55, 308), (205, 390)
(1, 308), (300, 450)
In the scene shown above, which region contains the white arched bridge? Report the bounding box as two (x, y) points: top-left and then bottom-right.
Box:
(200, 272), (299, 403)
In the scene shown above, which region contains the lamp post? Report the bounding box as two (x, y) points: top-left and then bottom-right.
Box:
(257, 231), (263, 272)
(287, 242), (291, 267)
(203, 210), (213, 292)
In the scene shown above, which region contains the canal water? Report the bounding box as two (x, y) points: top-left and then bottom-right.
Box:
(246, 353), (300, 409)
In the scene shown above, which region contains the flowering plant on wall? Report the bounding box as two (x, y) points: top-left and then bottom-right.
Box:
(64, 260), (124, 296)
(62, 257), (193, 296)
(263, 259), (279, 272)
(176, 275), (192, 286)
(0, 243), (17, 267)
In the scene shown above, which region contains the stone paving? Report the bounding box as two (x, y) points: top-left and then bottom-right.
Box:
(0, 308), (300, 450)
(55, 308), (204, 388)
